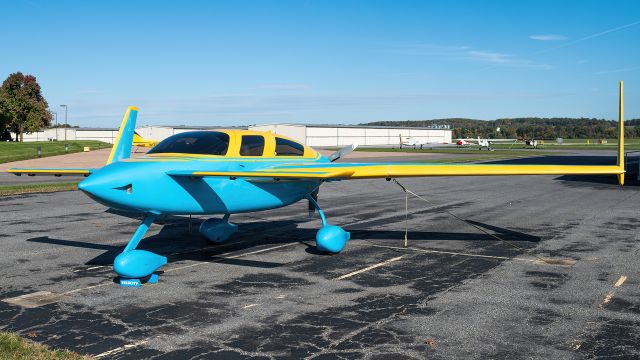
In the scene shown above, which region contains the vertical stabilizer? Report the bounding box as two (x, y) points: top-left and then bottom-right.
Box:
(107, 106), (139, 164)
(618, 81), (625, 186)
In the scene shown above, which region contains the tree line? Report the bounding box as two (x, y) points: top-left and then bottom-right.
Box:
(364, 118), (640, 139)
(0, 72), (51, 141)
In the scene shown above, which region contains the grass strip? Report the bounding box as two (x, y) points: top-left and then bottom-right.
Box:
(0, 141), (111, 164)
(0, 182), (79, 196)
(0, 331), (89, 360)
(354, 147), (561, 156)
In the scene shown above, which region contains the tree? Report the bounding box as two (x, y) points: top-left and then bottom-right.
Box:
(0, 72), (52, 141)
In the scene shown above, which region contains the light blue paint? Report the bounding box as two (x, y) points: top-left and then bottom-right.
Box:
(114, 249), (167, 279)
(108, 109), (138, 164)
(316, 225), (351, 253)
(307, 194), (327, 226)
(199, 217), (238, 243)
(123, 213), (157, 252)
(79, 159), (322, 214)
(113, 212), (167, 281)
(74, 120), (352, 285)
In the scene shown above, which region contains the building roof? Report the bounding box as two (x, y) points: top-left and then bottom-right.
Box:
(252, 123), (452, 131)
(75, 127), (118, 131)
(140, 125), (248, 130)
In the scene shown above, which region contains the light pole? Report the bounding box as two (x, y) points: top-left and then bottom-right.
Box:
(52, 111), (58, 141)
(60, 105), (68, 142)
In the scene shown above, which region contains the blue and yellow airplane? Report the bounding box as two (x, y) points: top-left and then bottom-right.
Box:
(7, 82), (627, 287)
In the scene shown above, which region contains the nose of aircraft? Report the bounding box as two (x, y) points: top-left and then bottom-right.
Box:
(77, 175), (98, 195)
(77, 167), (134, 209)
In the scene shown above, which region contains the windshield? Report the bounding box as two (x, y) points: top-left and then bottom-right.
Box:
(148, 131), (229, 156)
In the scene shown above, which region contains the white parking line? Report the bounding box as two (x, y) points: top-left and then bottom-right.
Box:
(599, 275), (627, 308)
(335, 256), (404, 280)
(366, 243), (537, 262)
(614, 275), (627, 288)
(164, 242), (299, 273)
(93, 338), (150, 358)
(56, 243), (299, 296)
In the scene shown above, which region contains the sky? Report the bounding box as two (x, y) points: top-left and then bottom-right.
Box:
(1, 0), (639, 127)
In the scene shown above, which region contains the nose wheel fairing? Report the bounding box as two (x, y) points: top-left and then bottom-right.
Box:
(113, 213), (167, 287)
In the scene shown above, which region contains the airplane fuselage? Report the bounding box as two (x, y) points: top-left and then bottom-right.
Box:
(79, 156), (324, 215)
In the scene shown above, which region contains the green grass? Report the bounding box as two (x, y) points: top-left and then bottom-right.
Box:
(354, 147), (561, 156)
(0, 141), (111, 164)
(0, 182), (78, 196)
(0, 331), (88, 360)
(413, 155), (535, 163)
(489, 138), (640, 150)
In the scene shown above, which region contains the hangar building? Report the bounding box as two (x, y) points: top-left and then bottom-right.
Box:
(248, 124), (452, 147)
(14, 124), (452, 147)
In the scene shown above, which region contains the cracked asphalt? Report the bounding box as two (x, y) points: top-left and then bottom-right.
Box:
(1, 151), (639, 359)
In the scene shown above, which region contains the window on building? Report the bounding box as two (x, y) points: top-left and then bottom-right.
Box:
(148, 131), (229, 155)
(275, 137), (304, 156)
(240, 135), (265, 156)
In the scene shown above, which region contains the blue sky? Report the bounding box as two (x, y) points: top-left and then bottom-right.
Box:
(1, 0), (639, 126)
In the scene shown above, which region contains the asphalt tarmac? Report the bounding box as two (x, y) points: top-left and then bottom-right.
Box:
(1, 151), (639, 359)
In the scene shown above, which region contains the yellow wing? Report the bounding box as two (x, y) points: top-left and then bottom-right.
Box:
(174, 81), (626, 185)
(133, 132), (159, 147)
(169, 163), (622, 181)
(7, 168), (94, 176)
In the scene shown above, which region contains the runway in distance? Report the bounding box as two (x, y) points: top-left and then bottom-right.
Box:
(7, 82), (627, 287)
(456, 137), (518, 150)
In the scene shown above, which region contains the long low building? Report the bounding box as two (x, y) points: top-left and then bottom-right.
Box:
(11, 128), (119, 143)
(248, 123), (452, 146)
(14, 123), (452, 146)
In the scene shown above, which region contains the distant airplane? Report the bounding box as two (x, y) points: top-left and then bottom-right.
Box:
(456, 137), (518, 150)
(132, 131), (159, 147)
(399, 135), (431, 149)
(7, 82), (627, 287)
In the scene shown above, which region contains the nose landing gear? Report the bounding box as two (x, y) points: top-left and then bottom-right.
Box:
(307, 194), (350, 253)
(113, 213), (166, 287)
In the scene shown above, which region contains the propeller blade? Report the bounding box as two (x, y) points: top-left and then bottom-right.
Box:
(328, 144), (357, 162)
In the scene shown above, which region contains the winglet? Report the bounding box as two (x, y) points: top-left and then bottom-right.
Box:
(618, 81), (625, 186)
(106, 106), (139, 164)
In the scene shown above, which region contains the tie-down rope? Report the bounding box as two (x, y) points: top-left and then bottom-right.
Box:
(391, 178), (556, 264)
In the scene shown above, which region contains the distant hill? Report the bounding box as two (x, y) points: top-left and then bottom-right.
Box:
(363, 118), (640, 139)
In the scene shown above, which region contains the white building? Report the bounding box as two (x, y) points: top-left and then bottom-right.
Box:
(12, 127), (119, 143)
(248, 124), (452, 146)
(14, 123), (452, 147)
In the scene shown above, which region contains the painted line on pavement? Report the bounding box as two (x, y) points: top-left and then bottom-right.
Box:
(93, 338), (151, 358)
(335, 256), (404, 280)
(599, 275), (627, 308)
(366, 243), (537, 262)
(164, 242), (299, 273)
(50, 243), (299, 297)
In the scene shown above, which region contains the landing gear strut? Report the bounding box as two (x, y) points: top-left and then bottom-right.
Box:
(306, 194), (350, 253)
(113, 213), (167, 287)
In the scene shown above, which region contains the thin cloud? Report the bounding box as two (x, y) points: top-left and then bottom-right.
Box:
(529, 34), (567, 41)
(467, 51), (514, 63)
(595, 65), (640, 75)
(255, 84), (311, 90)
(536, 20), (640, 54)
(394, 43), (551, 69)
(390, 43), (471, 56)
(467, 51), (552, 69)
